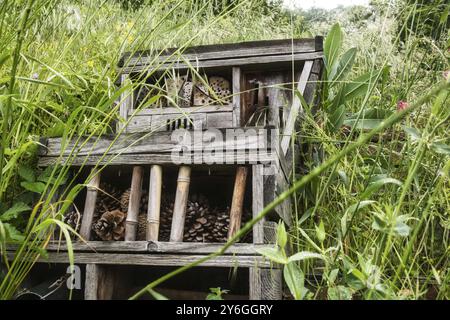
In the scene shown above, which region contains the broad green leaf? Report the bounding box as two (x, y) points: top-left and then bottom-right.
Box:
(328, 286), (353, 300)
(315, 220), (326, 243)
(330, 47), (357, 84)
(284, 262), (307, 300)
(276, 221), (288, 249)
(324, 23), (343, 72)
(340, 71), (380, 104)
(431, 142), (450, 155)
(3, 223), (25, 241)
(256, 247), (288, 264)
(21, 181), (46, 193)
(394, 221), (411, 237)
(404, 127), (421, 142)
(0, 202), (30, 222)
(341, 201), (376, 234)
(18, 165), (35, 182)
(361, 178), (402, 199)
(328, 269), (339, 285)
(288, 251), (323, 263)
(343, 118), (383, 130)
(0, 53), (9, 67)
(329, 104), (346, 132)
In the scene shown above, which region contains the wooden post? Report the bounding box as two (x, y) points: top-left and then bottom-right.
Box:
(280, 60), (314, 155)
(232, 67), (241, 126)
(80, 170), (101, 241)
(228, 166), (248, 239)
(85, 264), (115, 300)
(170, 166), (191, 242)
(117, 73), (133, 133)
(147, 165), (163, 241)
(125, 166), (144, 241)
(249, 267), (282, 300)
(252, 165), (265, 244)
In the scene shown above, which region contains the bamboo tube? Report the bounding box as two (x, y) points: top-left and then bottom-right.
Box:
(80, 170), (101, 240)
(228, 166), (248, 239)
(147, 165), (163, 241)
(170, 166), (191, 242)
(125, 166), (144, 241)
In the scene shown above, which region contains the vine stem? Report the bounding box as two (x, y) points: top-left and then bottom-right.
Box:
(129, 81), (449, 300)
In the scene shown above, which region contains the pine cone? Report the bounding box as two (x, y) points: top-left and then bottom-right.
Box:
(63, 210), (82, 232)
(92, 209), (127, 241)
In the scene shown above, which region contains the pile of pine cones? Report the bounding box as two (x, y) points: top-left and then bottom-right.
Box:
(63, 183), (251, 243)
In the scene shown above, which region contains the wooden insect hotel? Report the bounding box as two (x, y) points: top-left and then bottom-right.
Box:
(24, 37), (323, 299)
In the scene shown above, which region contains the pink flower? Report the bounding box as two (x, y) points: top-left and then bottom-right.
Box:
(443, 70), (449, 82)
(397, 100), (409, 111)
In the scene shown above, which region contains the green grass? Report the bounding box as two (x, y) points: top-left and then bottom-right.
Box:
(0, 0), (449, 300)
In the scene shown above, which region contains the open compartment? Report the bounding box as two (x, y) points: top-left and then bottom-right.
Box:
(67, 165), (254, 244)
(125, 66), (236, 133)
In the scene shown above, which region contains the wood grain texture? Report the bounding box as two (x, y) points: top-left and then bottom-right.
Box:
(125, 166), (144, 241)
(252, 165), (265, 244)
(84, 264), (115, 300)
(80, 171), (101, 240)
(249, 267), (282, 300)
(117, 74), (133, 132)
(228, 166), (248, 239)
(281, 60), (314, 154)
(39, 150), (275, 167)
(170, 166), (191, 242)
(121, 52), (323, 73)
(232, 67), (241, 126)
(12, 252), (271, 268)
(42, 241), (272, 255)
(40, 128), (269, 157)
(120, 38), (320, 68)
(147, 165), (163, 241)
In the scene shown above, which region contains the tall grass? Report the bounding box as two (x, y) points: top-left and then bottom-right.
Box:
(0, 0), (448, 300)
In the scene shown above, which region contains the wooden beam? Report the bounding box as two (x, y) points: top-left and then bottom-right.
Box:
(281, 60), (314, 155)
(10, 252), (271, 268)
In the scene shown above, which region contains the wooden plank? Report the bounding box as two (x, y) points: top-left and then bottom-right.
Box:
(147, 165), (163, 241)
(281, 60), (314, 155)
(12, 252), (271, 268)
(252, 165), (265, 244)
(131, 105), (233, 116)
(170, 166), (191, 242)
(206, 112), (233, 128)
(127, 113), (206, 133)
(80, 170), (101, 240)
(121, 51), (323, 73)
(39, 150), (276, 167)
(42, 241), (271, 255)
(125, 166), (144, 241)
(40, 128), (268, 157)
(232, 67), (241, 126)
(249, 267), (282, 300)
(228, 166), (248, 239)
(120, 38), (320, 68)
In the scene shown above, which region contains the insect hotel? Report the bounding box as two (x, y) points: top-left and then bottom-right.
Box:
(27, 37), (323, 299)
